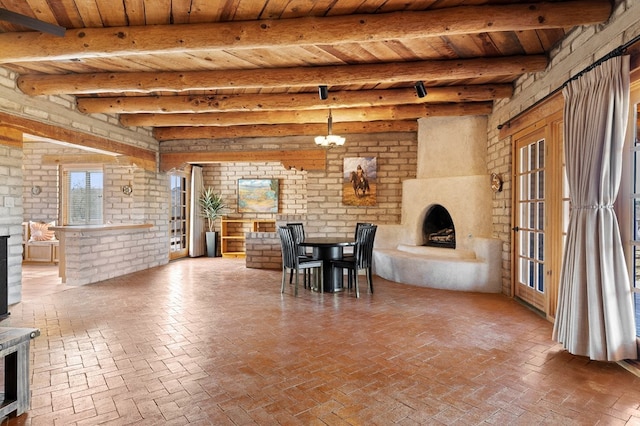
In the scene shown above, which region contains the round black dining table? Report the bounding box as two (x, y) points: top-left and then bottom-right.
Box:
(299, 237), (355, 292)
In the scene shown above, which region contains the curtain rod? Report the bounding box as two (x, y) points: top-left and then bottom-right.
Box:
(497, 32), (640, 130)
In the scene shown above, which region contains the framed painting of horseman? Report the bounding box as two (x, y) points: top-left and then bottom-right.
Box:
(343, 157), (377, 206)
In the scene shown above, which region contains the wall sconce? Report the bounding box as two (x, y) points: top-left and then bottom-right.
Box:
(490, 173), (503, 193)
(30, 185), (41, 196)
(414, 81), (427, 98)
(318, 85), (328, 100)
(122, 185), (133, 195)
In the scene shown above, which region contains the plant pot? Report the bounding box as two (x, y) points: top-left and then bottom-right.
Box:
(205, 231), (217, 257)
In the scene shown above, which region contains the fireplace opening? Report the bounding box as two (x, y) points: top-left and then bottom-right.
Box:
(422, 204), (455, 249)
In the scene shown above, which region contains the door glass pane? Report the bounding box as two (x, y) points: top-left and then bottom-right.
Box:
(169, 174), (187, 254)
(633, 104), (640, 338)
(516, 137), (546, 297)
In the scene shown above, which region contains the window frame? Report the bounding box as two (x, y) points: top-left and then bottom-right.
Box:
(60, 164), (105, 226)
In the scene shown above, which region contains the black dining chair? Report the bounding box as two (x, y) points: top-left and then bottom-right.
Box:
(344, 222), (373, 255)
(286, 222), (312, 286)
(331, 224), (377, 298)
(355, 222), (374, 239)
(277, 226), (323, 296)
(287, 223), (306, 253)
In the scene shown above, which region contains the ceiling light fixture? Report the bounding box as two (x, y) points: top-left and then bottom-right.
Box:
(414, 81), (427, 98)
(314, 110), (345, 147)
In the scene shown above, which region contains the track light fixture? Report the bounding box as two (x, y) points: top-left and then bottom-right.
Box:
(318, 85), (328, 100)
(414, 81), (427, 98)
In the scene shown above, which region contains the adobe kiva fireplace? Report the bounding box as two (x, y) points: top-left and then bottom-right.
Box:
(372, 115), (502, 293)
(422, 204), (455, 249)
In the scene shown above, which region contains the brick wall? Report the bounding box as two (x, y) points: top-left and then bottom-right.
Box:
(60, 224), (165, 286)
(488, 0), (640, 295)
(22, 141), (149, 224)
(201, 161), (307, 226)
(0, 65), (166, 299)
(245, 232), (281, 270)
(175, 132), (418, 240)
(0, 145), (24, 304)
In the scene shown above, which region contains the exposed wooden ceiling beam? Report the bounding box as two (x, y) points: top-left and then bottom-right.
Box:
(154, 120), (418, 141)
(160, 150), (327, 172)
(18, 56), (546, 96)
(77, 85), (513, 114)
(0, 111), (156, 170)
(0, 1), (610, 63)
(121, 103), (493, 127)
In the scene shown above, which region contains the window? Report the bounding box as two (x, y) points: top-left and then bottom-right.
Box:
(61, 166), (104, 225)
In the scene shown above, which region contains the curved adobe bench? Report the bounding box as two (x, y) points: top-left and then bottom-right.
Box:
(372, 237), (502, 293)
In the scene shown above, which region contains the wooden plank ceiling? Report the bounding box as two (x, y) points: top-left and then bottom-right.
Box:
(0, 0), (612, 143)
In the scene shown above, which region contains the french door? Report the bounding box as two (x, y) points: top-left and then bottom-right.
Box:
(169, 172), (189, 260)
(513, 116), (565, 319)
(621, 77), (640, 339)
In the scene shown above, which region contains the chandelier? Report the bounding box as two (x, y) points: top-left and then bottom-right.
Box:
(314, 110), (345, 147)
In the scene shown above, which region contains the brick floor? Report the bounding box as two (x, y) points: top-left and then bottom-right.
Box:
(3, 258), (640, 425)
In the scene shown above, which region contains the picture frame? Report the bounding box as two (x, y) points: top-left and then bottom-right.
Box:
(237, 179), (279, 213)
(343, 157), (377, 206)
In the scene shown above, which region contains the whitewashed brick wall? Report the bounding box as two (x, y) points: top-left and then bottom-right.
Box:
(59, 169), (169, 286)
(0, 145), (24, 304)
(22, 141), (148, 224)
(0, 66), (166, 300)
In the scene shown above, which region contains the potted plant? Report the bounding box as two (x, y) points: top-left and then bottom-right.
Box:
(199, 187), (227, 257)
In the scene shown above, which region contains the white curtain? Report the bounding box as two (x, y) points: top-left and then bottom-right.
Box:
(553, 55), (638, 361)
(189, 166), (205, 257)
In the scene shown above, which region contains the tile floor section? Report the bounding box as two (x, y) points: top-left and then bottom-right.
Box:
(2, 258), (640, 425)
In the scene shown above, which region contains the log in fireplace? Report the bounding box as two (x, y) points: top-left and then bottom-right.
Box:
(422, 204), (455, 249)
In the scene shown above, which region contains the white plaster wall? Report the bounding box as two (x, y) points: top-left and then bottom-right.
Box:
(401, 176), (493, 250)
(378, 115), (492, 251)
(418, 116), (488, 179)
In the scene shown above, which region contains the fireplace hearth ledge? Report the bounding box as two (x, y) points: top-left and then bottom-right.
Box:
(372, 237), (502, 293)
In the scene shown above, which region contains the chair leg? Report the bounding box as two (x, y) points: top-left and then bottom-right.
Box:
(354, 269), (360, 298)
(294, 268), (299, 296)
(367, 268), (374, 294)
(281, 267), (286, 293)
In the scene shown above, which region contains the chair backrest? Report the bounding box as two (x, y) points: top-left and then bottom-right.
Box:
(287, 223), (306, 256)
(354, 222), (373, 239)
(354, 224), (377, 269)
(277, 226), (297, 269)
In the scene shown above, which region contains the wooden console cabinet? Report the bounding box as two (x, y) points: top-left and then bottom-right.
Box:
(220, 218), (275, 258)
